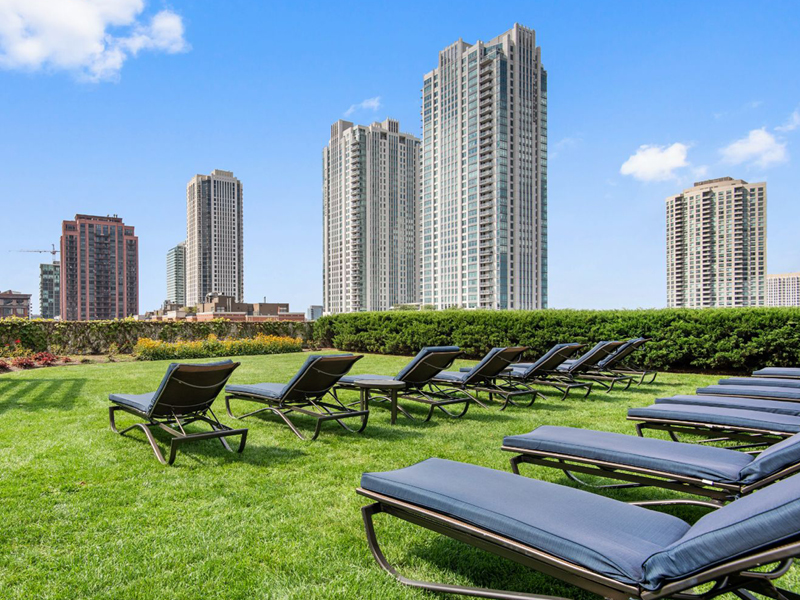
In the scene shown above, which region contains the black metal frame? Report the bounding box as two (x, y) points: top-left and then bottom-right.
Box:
(358, 488), (800, 600)
(629, 415), (794, 449)
(109, 403), (247, 465)
(496, 344), (593, 401)
(552, 341), (637, 393)
(503, 446), (800, 508)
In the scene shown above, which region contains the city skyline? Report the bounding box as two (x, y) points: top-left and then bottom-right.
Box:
(2, 1), (800, 315)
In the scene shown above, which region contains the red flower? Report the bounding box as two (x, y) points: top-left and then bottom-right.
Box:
(14, 339), (21, 344)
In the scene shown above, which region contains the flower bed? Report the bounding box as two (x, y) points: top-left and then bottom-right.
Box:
(133, 333), (304, 361)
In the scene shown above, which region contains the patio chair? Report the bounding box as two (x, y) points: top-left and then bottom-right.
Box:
(337, 346), (465, 422)
(561, 337), (656, 384)
(554, 340), (636, 392)
(754, 367), (800, 379)
(627, 403), (800, 448)
(503, 425), (800, 507)
(358, 457), (800, 600)
(654, 394), (800, 417)
(224, 354), (364, 440)
(108, 360), (247, 465)
(429, 346), (542, 410)
(696, 383), (800, 402)
(496, 342), (592, 400)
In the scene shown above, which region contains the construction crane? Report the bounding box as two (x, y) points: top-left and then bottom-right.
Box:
(14, 243), (60, 256)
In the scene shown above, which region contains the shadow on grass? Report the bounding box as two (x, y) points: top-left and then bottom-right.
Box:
(0, 378), (85, 414)
(110, 422), (305, 467)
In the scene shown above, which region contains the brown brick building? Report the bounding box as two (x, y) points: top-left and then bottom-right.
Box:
(60, 215), (139, 320)
(0, 290), (31, 318)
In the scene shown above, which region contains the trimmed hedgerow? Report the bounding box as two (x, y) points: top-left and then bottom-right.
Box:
(133, 334), (304, 361)
(0, 317), (313, 355)
(314, 308), (800, 374)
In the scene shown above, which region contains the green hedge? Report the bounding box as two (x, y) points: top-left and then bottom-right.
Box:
(133, 334), (304, 360)
(314, 308), (800, 373)
(0, 318), (313, 356)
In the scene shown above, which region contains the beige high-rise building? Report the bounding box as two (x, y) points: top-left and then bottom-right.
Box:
(420, 24), (548, 310)
(323, 118), (420, 314)
(767, 273), (800, 307)
(666, 177), (766, 308)
(186, 169), (244, 306)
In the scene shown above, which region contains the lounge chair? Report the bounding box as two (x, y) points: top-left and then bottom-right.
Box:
(336, 346), (465, 422)
(720, 377), (800, 389)
(554, 340), (636, 392)
(628, 403), (800, 448)
(503, 425), (800, 507)
(225, 354), (364, 440)
(358, 457), (800, 600)
(754, 367), (800, 379)
(560, 337), (656, 385)
(696, 383), (800, 402)
(108, 360), (247, 465)
(496, 342), (592, 400)
(431, 346), (543, 410)
(655, 394), (800, 417)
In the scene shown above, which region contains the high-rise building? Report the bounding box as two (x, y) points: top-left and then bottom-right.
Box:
(420, 23), (548, 310)
(767, 273), (800, 307)
(166, 241), (186, 306)
(666, 177), (766, 308)
(307, 305), (323, 321)
(186, 169), (244, 306)
(60, 214), (139, 320)
(323, 118), (420, 313)
(39, 261), (60, 319)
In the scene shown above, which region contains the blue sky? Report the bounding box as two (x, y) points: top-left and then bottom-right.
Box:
(1, 0), (799, 314)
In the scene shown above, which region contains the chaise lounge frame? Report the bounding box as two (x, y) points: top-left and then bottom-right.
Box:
(629, 415), (793, 449)
(225, 355), (367, 441)
(552, 340), (637, 393)
(502, 445), (800, 508)
(496, 343), (593, 401)
(108, 362), (248, 466)
(358, 487), (800, 600)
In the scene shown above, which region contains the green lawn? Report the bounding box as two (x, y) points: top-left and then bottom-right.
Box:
(1, 352), (797, 599)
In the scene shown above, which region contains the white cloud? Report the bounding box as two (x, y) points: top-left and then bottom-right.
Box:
(720, 128), (788, 168)
(344, 96), (381, 117)
(620, 143), (690, 182)
(692, 165), (709, 179)
(551, 135), (582, 159)
(776, 108), (800, 132)
(0, 0), (189, 82)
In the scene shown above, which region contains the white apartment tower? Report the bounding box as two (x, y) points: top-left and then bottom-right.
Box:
(323, 118), (420, 314)
(767, 273), (800, 307)
(666, 177), (766, 308)
(420, 23), (548, 310)
(186, 169), (244, 306)
(166, 241), (186, 306)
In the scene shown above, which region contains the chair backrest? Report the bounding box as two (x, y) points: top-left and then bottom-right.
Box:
(739, 432), (800, 483)
(463, 347), (528, 384)
(396, 346), (462, 385)
(641, 472), (800, 589)
(516, 343), (585, 377)
(149, 360), (240, 417)
(597, 337), (649, 369)
(563, 341), (626, 373)
(282, 354), (363, 402)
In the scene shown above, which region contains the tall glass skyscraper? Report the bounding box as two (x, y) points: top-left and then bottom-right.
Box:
(323, 119), (420, 314)
(39, 261), (60, 319)
(166, 241), (186, 306)
(186, 169), (244, 306)
(420, 24), (548, 310)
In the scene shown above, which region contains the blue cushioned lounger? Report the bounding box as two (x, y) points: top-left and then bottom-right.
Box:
(337, 346), (466, 422)
(497, 342), (592, 399)
(697, 384), (800, 401)
(720, 377), (800, 389)
(358, 457), (800, 599)
(559, 337), (656, 385)
(552, 340), (637, 392)
(655, 394), (800, 416)
(754, 367), (800, 379)
(108, 360), (247, 465)
(628, 403), (800, 447)
(502, 425), (800, 506)
(225, 354), (364, 440)
(429, 346), (537, 410)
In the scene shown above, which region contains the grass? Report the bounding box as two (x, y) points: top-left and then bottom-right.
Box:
(1, 351), (797, 599)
